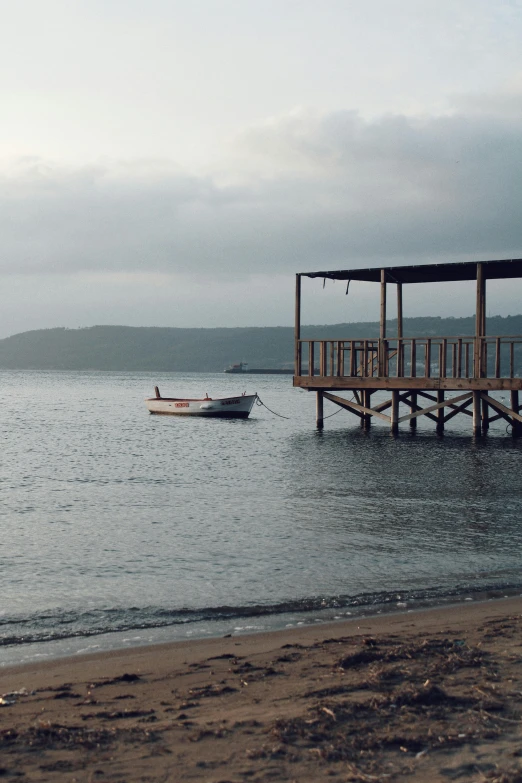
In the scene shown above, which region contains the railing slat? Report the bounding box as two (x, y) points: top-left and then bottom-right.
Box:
(295, 336), (520, 380)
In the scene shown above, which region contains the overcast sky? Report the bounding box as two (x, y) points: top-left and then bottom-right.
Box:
(1, 0), (522, 336)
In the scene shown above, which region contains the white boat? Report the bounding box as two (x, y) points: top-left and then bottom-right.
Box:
(145, 387), (257, 418)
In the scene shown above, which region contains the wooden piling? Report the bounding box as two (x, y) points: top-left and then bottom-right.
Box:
(436, 390), (445, 432)
(473, 391), (481, 435)
(362, 389), (372, 429)
(316, 391), (324, 430)
(391, 390), (399, 434)
(410, 392), (417, 429)
(481, 397), (489, 432)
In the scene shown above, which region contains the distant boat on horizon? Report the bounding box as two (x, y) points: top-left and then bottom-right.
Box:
(224, 362), (293, 375)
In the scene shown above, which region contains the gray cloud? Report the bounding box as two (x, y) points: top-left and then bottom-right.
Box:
(1, 97), (522, 281)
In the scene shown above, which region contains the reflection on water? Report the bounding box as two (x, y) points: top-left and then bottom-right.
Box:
(281, 427), (522, 593)
(1, 370), (522, 664)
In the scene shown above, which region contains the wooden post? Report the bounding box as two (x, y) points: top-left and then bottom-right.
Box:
(410, 392), (417, 430)
(379, 269), (387, 376)
(397, 283), (404, 378)
(396, 282), (403, 337)
(295, 274), (302, 376)
(481, 397), (489, 432)
(436, 390), (445, 433)
(482, 276), (487, 337)
(336, 341), (342, 377)
(320, 341), (326, 376)
(472, 390), (481, 435)
(380, 269), (387, 339)
(396, 281), (402, 376)
(397, 339), (403, 377)
(349, 340), (356, 376)
(316, 391), (324, 430)
(362, 340), (369, 378)
(391, 390), (399, 434)
(309, 342), (315, 377)
(362, 389), (372, 429)
(475, 263), (485, 377)
(411, 339), (416, 378)
(441, 339), (447, 378)
(425, 339), (431, 378)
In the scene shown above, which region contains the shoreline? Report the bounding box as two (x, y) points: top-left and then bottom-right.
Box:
(4, 582), (522, 671)
(1, 592), (519, 676)
(1, 596), (522, 781)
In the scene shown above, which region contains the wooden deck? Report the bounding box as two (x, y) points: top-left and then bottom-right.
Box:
(293, 259), (522, 434)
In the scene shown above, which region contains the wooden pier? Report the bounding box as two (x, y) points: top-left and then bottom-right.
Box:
(294, 258), (522, 435)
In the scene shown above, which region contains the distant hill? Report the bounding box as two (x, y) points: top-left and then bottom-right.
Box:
(1, 315), (522, 371)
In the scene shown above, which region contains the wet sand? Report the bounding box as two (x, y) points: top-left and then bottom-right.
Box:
(1, 597), (522, 782)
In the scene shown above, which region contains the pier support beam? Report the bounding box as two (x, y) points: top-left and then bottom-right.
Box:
(316, 391), (324, 430)
(473, 390), (482, 435)
(409, 392), (417, 430)
(362, 390), (372, 429)
(391, 390), (399, 434)
(481, 397), (489, 433)
(436, 390), (445, 433)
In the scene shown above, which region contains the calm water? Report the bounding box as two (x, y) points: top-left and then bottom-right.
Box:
(1, 370), (522, 666)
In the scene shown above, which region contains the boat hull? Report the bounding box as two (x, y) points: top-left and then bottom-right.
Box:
(145, 394), (257, 418)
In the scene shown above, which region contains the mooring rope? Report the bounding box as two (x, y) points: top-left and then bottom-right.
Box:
(255, 393), (355, 422)
(322, 394), (356, 419)
(322, 406), (344, 419)
(255, 396), (290, 419)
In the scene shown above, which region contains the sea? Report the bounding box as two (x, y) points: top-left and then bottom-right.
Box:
(1, 369), (522, 668)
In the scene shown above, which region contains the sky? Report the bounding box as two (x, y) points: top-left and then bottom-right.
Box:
(1, 0), (522, 336)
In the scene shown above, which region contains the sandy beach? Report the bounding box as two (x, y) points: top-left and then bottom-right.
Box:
(1, 597), (521, 782)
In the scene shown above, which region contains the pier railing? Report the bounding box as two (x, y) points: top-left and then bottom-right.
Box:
(295, 336), (522, 379)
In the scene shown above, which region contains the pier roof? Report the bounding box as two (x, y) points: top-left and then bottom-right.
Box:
(302, 258), (522, 284)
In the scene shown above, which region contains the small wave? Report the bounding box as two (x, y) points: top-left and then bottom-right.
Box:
(1, 580), (521, 648)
